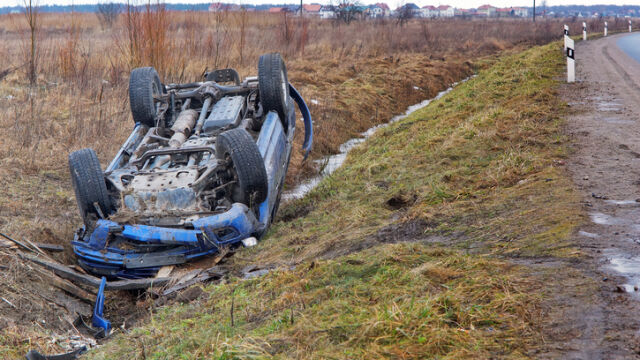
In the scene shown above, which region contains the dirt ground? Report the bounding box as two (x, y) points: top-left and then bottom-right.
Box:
(537, 33), (640, 358)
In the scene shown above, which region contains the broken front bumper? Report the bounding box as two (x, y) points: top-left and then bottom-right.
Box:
(72, 203), (260, 278)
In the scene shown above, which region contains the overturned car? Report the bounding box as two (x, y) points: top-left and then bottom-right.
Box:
(69, 53), (312, 279)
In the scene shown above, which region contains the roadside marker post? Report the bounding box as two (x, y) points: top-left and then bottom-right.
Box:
(564, 25), (569, 52)
(605, 21), (608, 37)
(566, 37), (575, 83)
(630, 20), (633, 33)
(583, 22), (587, 40)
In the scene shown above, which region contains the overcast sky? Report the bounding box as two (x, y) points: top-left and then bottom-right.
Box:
(2, 0), (640, 9)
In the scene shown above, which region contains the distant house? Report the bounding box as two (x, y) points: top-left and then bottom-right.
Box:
(513, 7), (528, 17)
(367, 4), (384, 18)
(437, 5), (454, 17)
(375, 2), (390, 15)
(421, 5), (437, 18)
(268, 7), (286, 13)
(319, 5), (336, 18)
(477, 4), (496, 17)
(455, 8), (479, 17)
(396, 3), (420, 16)
(496, 7), (513, 17)
(302, 4), (322, 15)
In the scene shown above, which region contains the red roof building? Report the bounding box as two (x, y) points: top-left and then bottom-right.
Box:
(303, 4), (322, 12)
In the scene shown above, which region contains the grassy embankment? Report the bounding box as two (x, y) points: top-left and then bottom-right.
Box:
(86, 41), (582, 359)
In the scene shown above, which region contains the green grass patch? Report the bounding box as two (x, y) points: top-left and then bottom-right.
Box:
(87, 42), (582, 359)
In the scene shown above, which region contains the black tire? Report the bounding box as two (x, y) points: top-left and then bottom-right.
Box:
(258, 53), (290, 123)
(69, 148), (113, 224)
(129, 67), (162, 127)
(216, 128), (268, 206)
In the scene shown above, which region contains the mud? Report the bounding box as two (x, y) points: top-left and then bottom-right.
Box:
(319, 217), (447, 260)
(539, 33), (640, 358)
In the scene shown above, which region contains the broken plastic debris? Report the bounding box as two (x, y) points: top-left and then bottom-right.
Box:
(242, 237), (258, 247)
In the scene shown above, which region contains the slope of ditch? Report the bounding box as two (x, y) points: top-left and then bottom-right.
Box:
(85, 42), (588, 359)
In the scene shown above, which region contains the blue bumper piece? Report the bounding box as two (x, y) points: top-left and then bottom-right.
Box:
(73, 203), (259, 278)
(289, 84), (313, 160)
(92, 277), (111, 337)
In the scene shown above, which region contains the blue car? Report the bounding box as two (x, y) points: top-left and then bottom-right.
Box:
(69, 53), (312, 279)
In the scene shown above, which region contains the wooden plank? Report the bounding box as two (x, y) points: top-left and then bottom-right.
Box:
(162, 267), (227, 296)
(19, 253), (172, 291)
(32, 266), (95, 303)
(35, 243), (65, 252)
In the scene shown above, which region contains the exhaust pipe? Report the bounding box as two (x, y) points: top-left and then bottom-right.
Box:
(169, 109), (198, 148)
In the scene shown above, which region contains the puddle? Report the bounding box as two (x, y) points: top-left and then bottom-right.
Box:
(597, 102), (623, 112)
(603, 117), (634, 125)
(578, 230), (600, 238)
(617, 284), (638, 293)
(283, 77), (472, 201)
(605, 199), (640, 206)
(606, 252), (640, 293)
(589, 212), (628, 225)
(609, 255), (640, 274)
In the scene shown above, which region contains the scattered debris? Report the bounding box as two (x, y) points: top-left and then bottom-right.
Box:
(25, 346), (86, 360)
(92, 277), (111, 338)
(162, 266), (227, 296)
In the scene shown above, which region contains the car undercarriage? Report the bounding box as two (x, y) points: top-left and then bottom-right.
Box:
(68, 53), (312, 279)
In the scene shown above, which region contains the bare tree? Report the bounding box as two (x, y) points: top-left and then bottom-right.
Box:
(237, 8), (247, 65)
(97, 2), (121, 29)
(210, 9), (230, 69)
(23, 0), (39, 86)
(396, 4), (414, 26)
(336, 0), (363, 25)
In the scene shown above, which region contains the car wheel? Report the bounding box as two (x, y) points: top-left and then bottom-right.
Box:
(129, 67), (163, 127)
(258, 53), (290, 125)
(216, 128), (268, 206)
(68, 148), (114, 224)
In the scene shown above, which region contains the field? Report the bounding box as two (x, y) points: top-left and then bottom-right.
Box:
(0, 9), (620, 357)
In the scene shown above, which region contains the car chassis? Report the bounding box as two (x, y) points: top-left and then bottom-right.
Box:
(69, 54), (312, 279)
